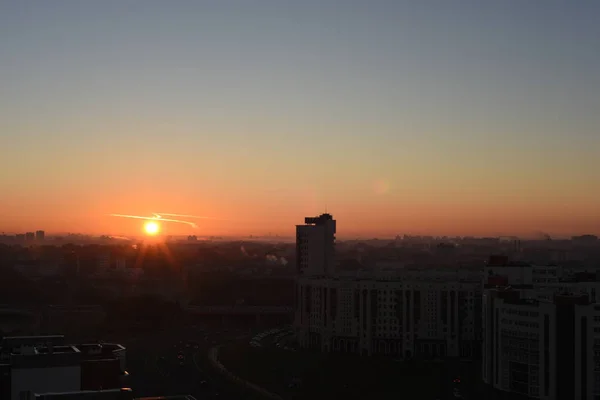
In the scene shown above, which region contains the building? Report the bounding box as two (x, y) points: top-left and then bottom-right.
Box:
(25, 232), (35, 242)
(35, 231), (45, 242)
(0, 335), (127, 400)
(296, 214), (336, 276)
(293, 214), (481, 358)
(97, 253), (110, 272)
(484, 255), (562, 287)
(295, 269), (482, 358)
(482, 288), (599, 400)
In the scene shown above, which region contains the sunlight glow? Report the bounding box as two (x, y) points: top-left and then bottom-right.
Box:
(144, 221), (160, 235)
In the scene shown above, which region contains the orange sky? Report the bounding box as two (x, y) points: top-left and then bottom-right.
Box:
(1, 2), (599, 238)
(1, 181), (598, 237)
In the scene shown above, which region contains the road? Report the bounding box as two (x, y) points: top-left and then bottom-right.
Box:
(114, 322), (267, 400)
(99, 320), (475, 400)
(208, 345), (283, 400)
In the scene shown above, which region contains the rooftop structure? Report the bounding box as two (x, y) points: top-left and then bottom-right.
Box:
(0, 336), (127, 400)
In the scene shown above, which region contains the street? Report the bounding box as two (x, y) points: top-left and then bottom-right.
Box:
(113, 322), (267, 400)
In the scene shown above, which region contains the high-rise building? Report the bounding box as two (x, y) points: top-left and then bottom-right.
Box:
(35, 230), (45, 241)
(25, 232), (35, 242)
(293, 214), (482, 358)
(296, 213), (336, 276)
(482, 287), (599, 400)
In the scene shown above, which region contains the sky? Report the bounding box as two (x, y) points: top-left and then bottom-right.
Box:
(1, 1), (599, 238)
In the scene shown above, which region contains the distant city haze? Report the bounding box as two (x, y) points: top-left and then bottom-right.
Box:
(1, 1), (599, 237)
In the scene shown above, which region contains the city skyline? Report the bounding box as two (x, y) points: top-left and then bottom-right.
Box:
(1, 1), (599, 237)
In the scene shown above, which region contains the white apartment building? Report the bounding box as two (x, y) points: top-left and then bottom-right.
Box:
(482, 288), (600, 400)
(294, 270), (482, 358)
(532, 281), (600, 304)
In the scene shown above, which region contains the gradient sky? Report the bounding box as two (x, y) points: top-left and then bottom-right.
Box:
(1, 1), (599, 238)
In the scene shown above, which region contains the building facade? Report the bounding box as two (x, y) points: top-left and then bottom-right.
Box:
(293, 214), (482, 358)
(294, 271), (482, 358)
(296, 214), (336, 276)
(482, 288), (600, 400)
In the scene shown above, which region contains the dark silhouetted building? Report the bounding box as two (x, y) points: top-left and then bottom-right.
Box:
(296, 213), (336, 276)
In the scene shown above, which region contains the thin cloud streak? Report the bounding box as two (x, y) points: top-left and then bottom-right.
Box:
(154, 212), (228, 221)
(109, 213), (198, 228)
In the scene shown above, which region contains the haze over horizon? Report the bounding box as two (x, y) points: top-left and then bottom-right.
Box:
(1, 1), (599, 237)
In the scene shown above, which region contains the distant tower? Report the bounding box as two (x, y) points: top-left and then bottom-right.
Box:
(35, 230), (45, 242)
(25, 232), (35, 242)
(296, 213), (336, 276)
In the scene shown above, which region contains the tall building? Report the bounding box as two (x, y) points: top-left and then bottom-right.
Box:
(296, 213), (336, 276)
(482, 287), (599, 400)
(293, 214), (482, 358)
(25, 232), (35, 242)
(35, 231), (45, 242)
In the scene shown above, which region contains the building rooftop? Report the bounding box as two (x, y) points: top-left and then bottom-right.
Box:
(303, 213), (333, 225)
(32, 388), (198, 400)
(77, 343), (126, 359)
(1, 335), (65, 349)
(1, 336), (126, 370)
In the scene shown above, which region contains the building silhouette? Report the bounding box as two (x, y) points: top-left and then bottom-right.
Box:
(294, 214), (481, 358)
(295, 213), (336, 276)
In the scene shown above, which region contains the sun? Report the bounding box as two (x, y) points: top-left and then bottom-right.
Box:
(144, 221), (160, 235)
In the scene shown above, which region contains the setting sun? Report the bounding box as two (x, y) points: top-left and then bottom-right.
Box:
(144, 221), (160, 235)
